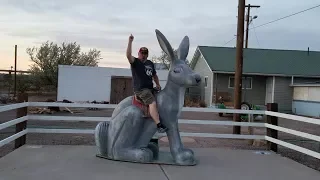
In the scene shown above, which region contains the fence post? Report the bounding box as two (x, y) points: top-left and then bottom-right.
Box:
(14, 93), (28, 149)
(248, 114), (254, 145)
(266, 103), (278, 152)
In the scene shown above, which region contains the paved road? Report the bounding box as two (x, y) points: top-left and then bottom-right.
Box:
(1, 145), (320, 180)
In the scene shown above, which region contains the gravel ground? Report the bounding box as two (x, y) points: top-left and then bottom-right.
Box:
(1, 106), (319, 172)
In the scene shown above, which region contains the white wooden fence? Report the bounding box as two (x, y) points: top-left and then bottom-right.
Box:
(1, 102), (320, 160)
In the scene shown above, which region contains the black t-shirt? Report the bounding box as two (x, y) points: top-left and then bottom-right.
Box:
(130, 57), (156, 92)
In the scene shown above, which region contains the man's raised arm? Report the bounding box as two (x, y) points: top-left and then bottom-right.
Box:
(126, 34), (135, 63)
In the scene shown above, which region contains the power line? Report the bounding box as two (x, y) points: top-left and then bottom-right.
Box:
(222, 4), (320, 46)
(251, 4), (320, 30)
(251, 21), (260, 47)
(222, 36), (237, 46)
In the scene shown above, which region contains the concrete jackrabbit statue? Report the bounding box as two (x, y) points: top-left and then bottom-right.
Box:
(95, 29), (202, 166)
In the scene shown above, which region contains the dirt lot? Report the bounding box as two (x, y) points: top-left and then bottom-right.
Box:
(1, 104), (320, 171)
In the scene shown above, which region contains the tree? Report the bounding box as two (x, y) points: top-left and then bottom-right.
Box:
(2, 73), (13, 96)
(151, 49), (178, 70)
(151, 48), (190, 70)
(27, 41), (101, 90)
(1, 73), (34, 96)
(16, 74), (33, 93)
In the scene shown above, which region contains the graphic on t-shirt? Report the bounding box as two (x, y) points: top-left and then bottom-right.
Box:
(145, 65), (153, 76)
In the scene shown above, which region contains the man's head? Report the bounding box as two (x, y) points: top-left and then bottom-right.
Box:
(138, 47), (148, 60)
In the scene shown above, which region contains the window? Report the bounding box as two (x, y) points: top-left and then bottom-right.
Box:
(228, 76), (252, 89)
(204, 76), (208, 88)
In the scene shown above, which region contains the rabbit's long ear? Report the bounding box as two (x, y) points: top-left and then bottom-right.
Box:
(155, 29), (175, 61)
(177, 36), (189, 61)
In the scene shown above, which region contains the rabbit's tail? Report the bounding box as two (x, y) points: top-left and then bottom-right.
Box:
(95, 121), (110, 156)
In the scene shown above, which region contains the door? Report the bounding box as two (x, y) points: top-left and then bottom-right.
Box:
(265, 77), (274, 104)
(110, 76), (133, 104)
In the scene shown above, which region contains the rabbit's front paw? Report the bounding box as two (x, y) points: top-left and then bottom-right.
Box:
(174, 148), (195, 165)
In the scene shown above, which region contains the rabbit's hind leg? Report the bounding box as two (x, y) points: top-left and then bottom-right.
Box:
(135, 118), (159, 159)
(111, 105), (154, 162)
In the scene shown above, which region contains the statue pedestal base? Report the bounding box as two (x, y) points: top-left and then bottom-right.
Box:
(96, 151), (197, 166)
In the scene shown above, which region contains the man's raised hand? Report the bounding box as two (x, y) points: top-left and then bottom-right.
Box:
(127, 34), (134, 63)
(129, 34), (134, 42)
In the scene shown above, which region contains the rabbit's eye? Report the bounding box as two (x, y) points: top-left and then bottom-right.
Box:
(173, 67), (182, 73)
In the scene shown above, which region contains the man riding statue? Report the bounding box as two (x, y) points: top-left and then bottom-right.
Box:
(126, 34), (168, 133)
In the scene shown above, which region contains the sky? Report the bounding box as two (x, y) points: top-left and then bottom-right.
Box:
(0, 0), (320, 71)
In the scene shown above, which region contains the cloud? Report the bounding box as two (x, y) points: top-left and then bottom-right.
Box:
(1, 0), (320, 70)
(247, 26), (320, 51)
(4, 0), (92, 13)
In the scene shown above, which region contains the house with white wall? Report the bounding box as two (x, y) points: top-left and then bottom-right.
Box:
(190, 46), (320, 112)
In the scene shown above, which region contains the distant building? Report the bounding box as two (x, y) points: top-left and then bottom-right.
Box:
(57, 65), (169, 103)
(190, 46), (320, 112)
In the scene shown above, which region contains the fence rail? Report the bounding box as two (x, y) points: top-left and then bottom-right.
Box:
(0, 116), (28, 131)
(265, 123), (320, 142)
(265, 111), (320, 125)
(27, 102), (266, 115)
(0, 130), (28, 148)
(27, 115), (266, 127)
(0, 102), (28, 113)
(1, 101), (320, 161)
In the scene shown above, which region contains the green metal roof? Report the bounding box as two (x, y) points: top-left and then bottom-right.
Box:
(195, 46), (320, 77)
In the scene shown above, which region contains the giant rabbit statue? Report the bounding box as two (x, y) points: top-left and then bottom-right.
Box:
(95, 29), (202, 166)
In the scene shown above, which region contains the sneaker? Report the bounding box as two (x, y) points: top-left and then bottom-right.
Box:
(157, 123), (168, 133)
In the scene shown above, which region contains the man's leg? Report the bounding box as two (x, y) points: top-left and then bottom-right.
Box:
(149, 102), (167, 133)
(137, 89), (167, 133)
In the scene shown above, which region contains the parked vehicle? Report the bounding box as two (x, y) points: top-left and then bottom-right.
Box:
(216, 96), (262, 121)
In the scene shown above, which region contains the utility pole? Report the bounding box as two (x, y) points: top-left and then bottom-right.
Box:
(14, 45), (17, 98)
(245, 4), (260, 48)
(244, 4), (260, 143)
(243, 4), (260, 105)
(233, 0), (246, 134)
